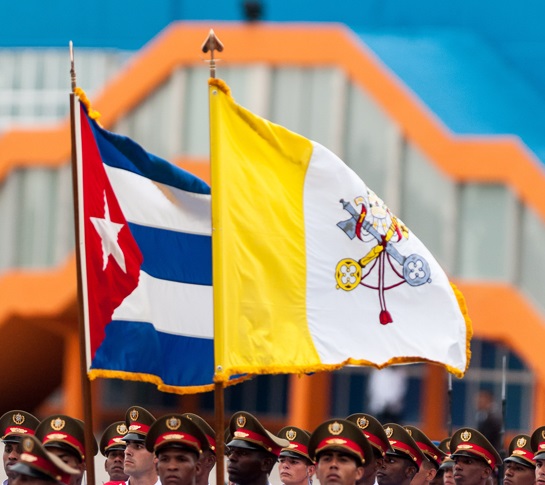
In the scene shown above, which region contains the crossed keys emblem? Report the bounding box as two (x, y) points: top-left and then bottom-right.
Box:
(335, 194), (431, 325)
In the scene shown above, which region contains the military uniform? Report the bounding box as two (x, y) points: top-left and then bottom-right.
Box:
(100, 421), (129, 483)
(122, 406), (159, 485)
(10, 435), (80, 485)
(308, 419), (373, 485)
(503, 434), (535, 485)
(226, 411), (289, 485)
(0, 410), (40, 485)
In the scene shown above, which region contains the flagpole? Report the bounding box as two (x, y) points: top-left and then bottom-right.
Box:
(69, 41), (96, 485)
(447, 372), (453, 437)
(203, 29), (226, 485)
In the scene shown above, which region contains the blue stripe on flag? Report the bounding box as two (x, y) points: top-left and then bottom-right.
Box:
(128, 222), (211, 285)
(91, 320), (215, 387)
(89, 118), (210, 195)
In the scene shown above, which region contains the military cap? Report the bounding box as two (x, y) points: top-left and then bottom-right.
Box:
(504, 434), (535, 468)
(346, 413), (392, 458)
(438, 438), (454, 470)
(0, 410), (40, 443)
(450, 427), (501, 470)
(145, 414), (209, 456)
(308, 419), (374, 467)
(277, 426), (312, 462)
(36, 415), (98, 461)
(10, 435), (81, 485)
(100, 421), (129, 456)
(531, 425), (545, 461)
(123, 406), (156, 442)
(383, 423), (427, 470)
(226, 411), (289, 457)
(182, 413), (216, 454)
(404, 425), (446, 468)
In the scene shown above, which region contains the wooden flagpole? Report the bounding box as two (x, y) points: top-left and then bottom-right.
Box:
(68, 40), (96, 485)
(202, 29), (226, 485)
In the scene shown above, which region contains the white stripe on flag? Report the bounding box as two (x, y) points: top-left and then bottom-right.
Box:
(111, 270), (213, 338)
(105, 164), (211, 234)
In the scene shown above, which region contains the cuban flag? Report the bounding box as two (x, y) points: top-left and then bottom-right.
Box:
(73, 95), (221, 393)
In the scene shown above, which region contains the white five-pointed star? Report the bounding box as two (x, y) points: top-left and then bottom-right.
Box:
(90, 191), (127, 272)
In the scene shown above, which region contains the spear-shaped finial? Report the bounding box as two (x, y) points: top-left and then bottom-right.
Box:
(69, 40), (77, 93)
(201, 29), (224, 79)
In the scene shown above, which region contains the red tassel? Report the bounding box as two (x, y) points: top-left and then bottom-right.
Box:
(380, 310), (393, 325)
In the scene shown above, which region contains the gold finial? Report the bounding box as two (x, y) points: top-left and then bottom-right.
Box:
(69, 41), (76, 93)
(201, 29), (224, 79)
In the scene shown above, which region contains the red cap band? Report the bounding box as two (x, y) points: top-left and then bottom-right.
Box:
(454, 443), (497, 469)
(43, 432), (84, 459)
(315, 437), (364, 462)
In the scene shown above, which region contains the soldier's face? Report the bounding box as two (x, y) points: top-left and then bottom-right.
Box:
(376, 455), (416, 485)
(105, 449), (129, 482)
(443, 466), (455, 485)
(535, 459), (545, 485)
(155, 447), (200, 485)
(226, 447), (273, 485)
(3, 441), (22, 479)
(278, 456), (315, 485)
(503, 461), (534, 485)
(124, 441), (156, 478)
(453, 456), (491, 485)
(316, 450), (364, 485)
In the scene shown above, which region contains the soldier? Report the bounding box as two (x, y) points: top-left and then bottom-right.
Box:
(182, 413), (217, 485)
(404, 426), (446, 485)
(145, 414), (209, 485)
(449, 427), (501, 485)
(346, 413), (392, 485)
(503, 434), (535, 485)
(10, 435), (80, 485)
(432, 438), (453, 485)
(377, 423), (427, 485)
(122, 406), (158, 485)
(35, 415), (98, 485)
(0, 410), (40, 485)
(530, 426), (545, 485)
(276, 426), (315, 485)
(308, 418), (374, 485)
(225, 411), (289, 485)
(100, 421), (130, 483)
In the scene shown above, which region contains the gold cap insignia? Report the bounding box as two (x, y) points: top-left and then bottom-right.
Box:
(405, 428), (412, 437)
(22, 437), (34, 452)
(356, 417), (369, 430)
(328, 422), (343, 435)
(236, 415), (246, 428)
(166, 417), (181, 431)
(325, 438), (347, 445)
(130, 409), (139, 422)
(51, 418), (65, 431)
(541, 430), (545, 440)
(286, 429), (297, 441)
(12, 413), (25, 425)
(460, 430), (472, 442)
(234, 431), (249, 438)
(117, 424), (128, 435)
(164, 433), (184, 441)
(516, 437), (527, 448)
(385, 427), (393, 438)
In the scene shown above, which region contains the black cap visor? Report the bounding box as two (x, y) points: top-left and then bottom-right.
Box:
(122, 432), (146, 443)
(504, 456), (535, 469)
(226, 439), (265, 452)
(10, 462), (55, 482)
